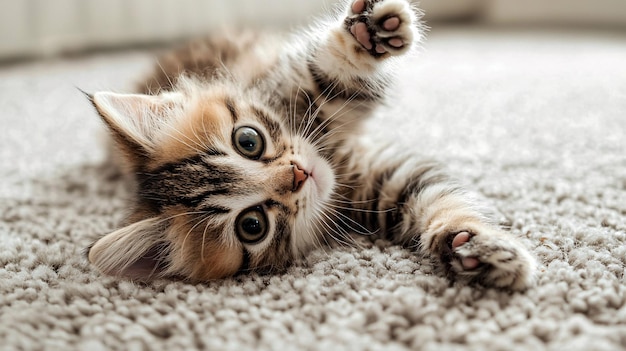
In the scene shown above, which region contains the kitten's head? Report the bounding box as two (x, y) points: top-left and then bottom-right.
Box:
(87, 78), (334, 281)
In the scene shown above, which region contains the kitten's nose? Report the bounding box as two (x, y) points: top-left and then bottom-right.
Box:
(292, 163), (309, 192)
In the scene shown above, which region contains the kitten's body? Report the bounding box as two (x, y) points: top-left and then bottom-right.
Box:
(88, 0), (536, 290)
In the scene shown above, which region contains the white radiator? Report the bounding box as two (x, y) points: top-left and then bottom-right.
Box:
(0, 0), (329, 59)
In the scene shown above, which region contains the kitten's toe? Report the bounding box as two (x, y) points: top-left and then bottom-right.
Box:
(351, 0), (366, 14)
(446, 229), (536, 291)
(350, 22), (373, 50)
(451, 232), (480, 269)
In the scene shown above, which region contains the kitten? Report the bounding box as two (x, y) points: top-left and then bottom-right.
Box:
(87, 0), (536, 290)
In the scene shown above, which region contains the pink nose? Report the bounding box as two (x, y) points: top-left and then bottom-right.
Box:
(292, 163), (309, 192)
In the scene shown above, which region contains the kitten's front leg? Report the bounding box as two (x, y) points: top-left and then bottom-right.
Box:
(305, 0), (419, 96)
(285, 0), (419, 140)
(398, 171), (536, 290)
(341, 152), (536, 290)
(421, 211), (537, 291)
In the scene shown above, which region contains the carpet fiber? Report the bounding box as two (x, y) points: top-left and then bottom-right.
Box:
(1, 27), (625, 350)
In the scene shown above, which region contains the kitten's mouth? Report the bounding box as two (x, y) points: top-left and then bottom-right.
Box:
(306, 160), (334, 202)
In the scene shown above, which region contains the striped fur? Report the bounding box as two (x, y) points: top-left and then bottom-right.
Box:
(88, 0), (535, 290)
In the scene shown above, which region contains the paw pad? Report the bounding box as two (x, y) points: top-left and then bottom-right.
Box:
(452, 232), (480, 269)
(441, 228), (536, 290)
(383, 17), (400, 31)
(350, 22), (373, 50)
(345, 0), (414, 57)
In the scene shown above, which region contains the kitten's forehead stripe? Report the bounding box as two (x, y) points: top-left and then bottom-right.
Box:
(252, 106), (281, 142)
(225, 97), (238, 123)
(148, 154), (201, 174)
(204, 148), (228, 157)
(198, 205), (231, 215)
(138, 155), (242, 210)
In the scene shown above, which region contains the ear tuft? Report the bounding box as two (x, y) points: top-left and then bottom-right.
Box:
(88, 218), (171, 280)
(91, 91), (185, 161)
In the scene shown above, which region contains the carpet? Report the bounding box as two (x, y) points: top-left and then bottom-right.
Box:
(1, 26), (625, 350)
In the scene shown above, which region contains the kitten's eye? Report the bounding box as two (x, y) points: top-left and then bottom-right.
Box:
(233, 126), (264, 159)
(236, 206), (268, 244)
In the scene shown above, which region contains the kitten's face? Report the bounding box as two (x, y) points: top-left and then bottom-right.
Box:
(88, 81), (334, 281)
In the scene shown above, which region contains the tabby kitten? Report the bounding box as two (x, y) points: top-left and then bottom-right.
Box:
(87, 0), (536, 290)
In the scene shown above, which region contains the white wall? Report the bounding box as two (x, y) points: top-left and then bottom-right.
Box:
(1, 0), (625, 60)
(485, 0), (626, 28)
(0, 0), (330, 59)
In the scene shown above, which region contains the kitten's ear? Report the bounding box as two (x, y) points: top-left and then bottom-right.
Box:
(88, 218), (171, 280)
(90, 91), (185, 162)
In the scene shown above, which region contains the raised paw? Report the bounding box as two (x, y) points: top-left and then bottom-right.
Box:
(345, 0), (417, 57)
(443, 229), (536, 291)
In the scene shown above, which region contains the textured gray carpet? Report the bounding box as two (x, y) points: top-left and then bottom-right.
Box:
(1, 26), (625, 350)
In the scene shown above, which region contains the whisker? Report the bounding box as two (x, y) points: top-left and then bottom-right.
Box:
(328, 202), (395, 214)
(331, 196), (378, 205)
(301, 85), (348, 142)
(180, 213), (213, 257)
(155, 59), (175, 93)
(298, 79), (341, 138)
(305, 87), (366, 143)
(318, 210), (359, 248)
(200, 215), (212, 264)
(159, 128), (206, 155)
(325, 206), (377, 236)
(303, 219), (330, 256)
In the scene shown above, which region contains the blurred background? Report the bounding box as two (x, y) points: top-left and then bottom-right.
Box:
(1, 0), (625, 60)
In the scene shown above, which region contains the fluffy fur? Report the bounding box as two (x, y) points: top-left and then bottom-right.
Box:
(87, 0), (535, 290)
